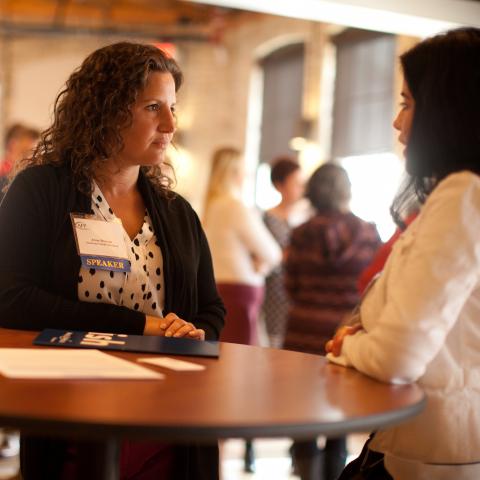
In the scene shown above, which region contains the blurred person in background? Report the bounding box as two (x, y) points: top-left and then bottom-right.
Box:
(203, 146), (281, 347)
(284, 163), (381, 480)
(0, 123), (39, 201)
(0, 124), (39, 458)
(203, 146), (281, 473)
(263, 156), (305, 348)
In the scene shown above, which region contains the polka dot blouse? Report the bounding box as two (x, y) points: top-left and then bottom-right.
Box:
(78, 182), (165, 317)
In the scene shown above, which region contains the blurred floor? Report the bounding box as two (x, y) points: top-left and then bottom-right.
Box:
(221, 434), (368, 480)
(0, 455), (19, 480)
(0, 433), (368, 479)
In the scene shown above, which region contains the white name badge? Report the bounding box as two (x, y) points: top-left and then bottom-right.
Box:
(71, 214), (131, 273)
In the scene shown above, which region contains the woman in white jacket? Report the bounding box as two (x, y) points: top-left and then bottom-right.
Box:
(203, 147), (281, 346)
(327, 28), (480, 480)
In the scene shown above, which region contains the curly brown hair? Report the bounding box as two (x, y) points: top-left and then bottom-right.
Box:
(17, 42), (183, 195)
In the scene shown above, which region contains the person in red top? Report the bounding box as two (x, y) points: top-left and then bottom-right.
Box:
(0, 123), (39, 201)
(357, 211), (418, 293)
(0, 122), (39, 457)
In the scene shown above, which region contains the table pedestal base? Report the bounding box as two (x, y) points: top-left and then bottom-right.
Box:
(77, 439), (120, 480)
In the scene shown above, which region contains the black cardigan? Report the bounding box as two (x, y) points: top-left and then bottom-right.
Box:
(0, 165), (224, 480)
(0, 164), (224, 340)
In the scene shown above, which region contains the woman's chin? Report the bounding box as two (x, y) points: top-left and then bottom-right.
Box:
(143, 155), (167, 168)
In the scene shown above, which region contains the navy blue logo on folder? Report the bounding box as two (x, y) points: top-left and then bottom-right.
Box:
(34, 329), (220, 358)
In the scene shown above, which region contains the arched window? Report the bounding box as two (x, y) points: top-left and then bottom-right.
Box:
(259, 43), (305, 165)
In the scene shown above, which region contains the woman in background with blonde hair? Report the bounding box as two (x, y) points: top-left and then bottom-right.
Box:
(203, 147), (281, 346)
(203, 147), (281, 472)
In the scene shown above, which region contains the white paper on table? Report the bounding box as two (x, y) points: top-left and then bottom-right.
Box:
(138, 357), (206, 371)
(0, 349), (164, 379)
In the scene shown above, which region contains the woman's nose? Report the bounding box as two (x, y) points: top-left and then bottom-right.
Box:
(392, 110), (402, 132)
(158, 107), (176, 133)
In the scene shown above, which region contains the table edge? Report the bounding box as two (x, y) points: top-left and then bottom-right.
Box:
(0, 394), (426, 441)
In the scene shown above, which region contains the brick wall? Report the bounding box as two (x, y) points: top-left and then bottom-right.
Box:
(0, 17), (416, 211)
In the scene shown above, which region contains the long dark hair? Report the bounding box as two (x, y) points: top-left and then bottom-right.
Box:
(391, 27), (480, 224)
(16, 42), (183, 195)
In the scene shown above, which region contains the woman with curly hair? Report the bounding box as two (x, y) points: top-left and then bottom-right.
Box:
(0, 42), (224, 479)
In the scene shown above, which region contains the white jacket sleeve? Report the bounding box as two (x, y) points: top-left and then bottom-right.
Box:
(234, 201), (282, 273)
(328, 172), (480, 384)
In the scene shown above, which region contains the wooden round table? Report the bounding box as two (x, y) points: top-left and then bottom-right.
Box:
(0, 328), (425, 478)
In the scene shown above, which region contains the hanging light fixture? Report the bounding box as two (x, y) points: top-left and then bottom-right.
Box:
(289, 117), (314, 151)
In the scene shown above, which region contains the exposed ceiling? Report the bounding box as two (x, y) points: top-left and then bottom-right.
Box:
(0, 0), (248, 41)
(2, 0), (479, 41)
(185, 0), (480, 37)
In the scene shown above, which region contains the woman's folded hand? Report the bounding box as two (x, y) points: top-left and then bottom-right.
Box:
(325, 323), (363, 356)
(154, 312), (205, 340)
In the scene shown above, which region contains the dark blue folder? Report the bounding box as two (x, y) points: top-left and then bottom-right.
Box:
(34, 329), (220, 358)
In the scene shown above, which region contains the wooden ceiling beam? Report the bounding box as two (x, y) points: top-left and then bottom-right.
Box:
(0, 0), (245, 40)
(0, 0), (228, 27)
